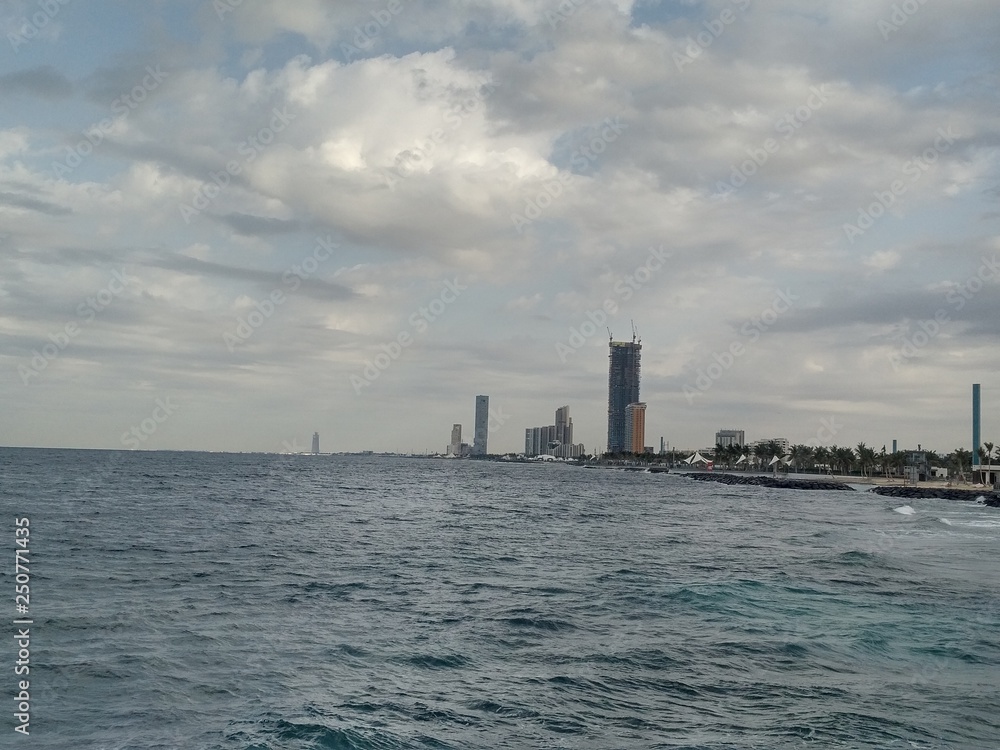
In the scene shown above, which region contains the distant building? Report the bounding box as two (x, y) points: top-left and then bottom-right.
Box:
(903, 451), (930, 483)
(473, 395), (489, 456)
(715, 429), (745, 448)
(752, 437), (789, 454)
(448, 424), (462, 456)
(525, 406), (584, 457)
(624, 402), (646, 454)
(542, 425), (554, 451)
(555, 405), (573, 447)
(607, 339), (641, 453)
(311, 432), (320, 454)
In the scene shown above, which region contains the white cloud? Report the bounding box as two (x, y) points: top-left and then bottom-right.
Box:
(1, 0), (999, 452)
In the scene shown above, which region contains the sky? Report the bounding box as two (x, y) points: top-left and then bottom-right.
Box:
(1, 0), (998, 455)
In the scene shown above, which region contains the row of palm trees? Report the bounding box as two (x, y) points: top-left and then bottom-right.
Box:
(712, 442), (993, 479)
(590, 442), (997, 481)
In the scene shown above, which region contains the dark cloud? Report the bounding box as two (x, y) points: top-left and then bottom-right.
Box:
(218, 213), (302, 235)
(0, 192), (72, 216)
(146, 254), (356, 302)
(0, 66), (73, 99)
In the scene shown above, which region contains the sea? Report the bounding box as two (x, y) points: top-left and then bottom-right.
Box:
(2, 448), (999, 750)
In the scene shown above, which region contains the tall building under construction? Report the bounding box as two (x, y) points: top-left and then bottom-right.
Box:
(607, 337), (641, 453)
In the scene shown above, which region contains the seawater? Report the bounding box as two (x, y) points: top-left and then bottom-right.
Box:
(2, 449), (999, 749)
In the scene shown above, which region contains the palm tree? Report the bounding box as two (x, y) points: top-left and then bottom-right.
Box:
(813, 446), (831, 474)
(716, 443), (738, 470)
(949, 448), (972, 482)
(828, 445), (841, 475)
(886, 451), (906, 479)
(982, 441), (995, 481)
(754, 440), (784, 473)
(728, 444), (740, 469)
(789, 444), (814, 474)
(833, 446), (856, 476)
(855, 443), (878, 479)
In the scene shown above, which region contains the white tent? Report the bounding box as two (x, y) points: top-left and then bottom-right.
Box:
(686, 451), (711, 465)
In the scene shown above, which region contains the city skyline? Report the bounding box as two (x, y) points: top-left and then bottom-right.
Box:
(1, 2), (999, 453)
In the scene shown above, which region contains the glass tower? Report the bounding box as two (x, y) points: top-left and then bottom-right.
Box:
(607, 340), (641, 453)
(473, 395), (489, 456)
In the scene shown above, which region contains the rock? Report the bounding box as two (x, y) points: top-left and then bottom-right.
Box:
(680, 473), (854, 491)
(869, 486), (1000, 505)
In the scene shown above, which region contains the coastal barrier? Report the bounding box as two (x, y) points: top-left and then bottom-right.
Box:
(681, 473), (854, 491)
(869, 485), (1000, 506)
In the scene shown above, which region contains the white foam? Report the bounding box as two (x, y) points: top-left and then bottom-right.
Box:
(938, 518), (953, 526)
(955, 519), (1000, 528)
(894, 505), (916, 515)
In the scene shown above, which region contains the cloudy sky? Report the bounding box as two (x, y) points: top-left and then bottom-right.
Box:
(1, 0), (998, 454)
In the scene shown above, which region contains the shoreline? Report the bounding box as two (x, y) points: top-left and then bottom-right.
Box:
(676, 471), (1000, 506)
(680, 468), (994, 490)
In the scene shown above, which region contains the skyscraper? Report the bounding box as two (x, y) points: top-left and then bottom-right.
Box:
(311, 432), (320, 454)
(555, 405), (572, 447)
(473, 395), (489, 456)
(607, 339), (641, 453)
(449, 424), (462, 455)
(625, 402), (646, 453)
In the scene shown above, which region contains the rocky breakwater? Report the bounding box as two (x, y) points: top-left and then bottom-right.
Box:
(870, 485), (1000, 507)
(681, 473), (854, 491)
